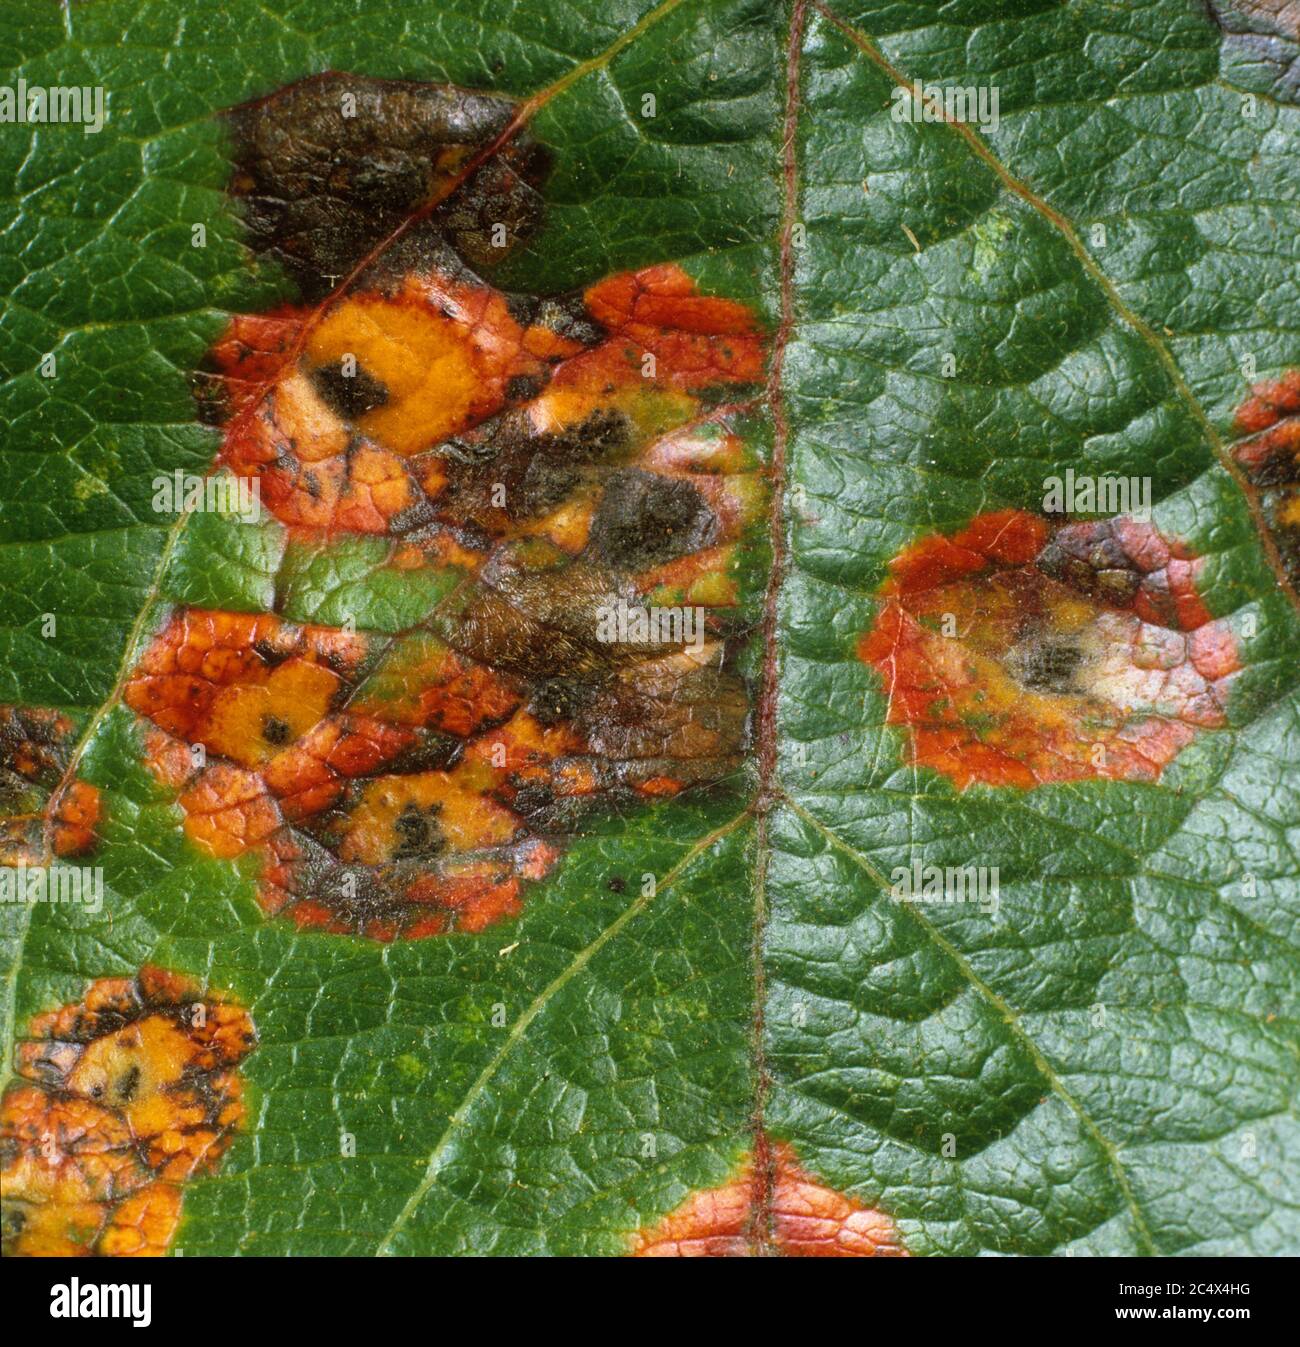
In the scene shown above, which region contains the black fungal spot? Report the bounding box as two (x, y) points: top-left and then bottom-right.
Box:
(607, 875), (626, 893)
(389, 497), (438, 534)
(261, 714), (293, 746)
(588, 468), (718, 571)
(437, 430), (502, 467)
(389, 729), (465, 773)
(508, 782), (555, 823)
(115, 1064), (141, 1104)
(0, 707), (73, 792)
(528, 677), (599, 726)
(251, 638), (287, 667)
(393, 802), (447, 859)
(310, 361), (390, 419)
(505, 373), (545, 403)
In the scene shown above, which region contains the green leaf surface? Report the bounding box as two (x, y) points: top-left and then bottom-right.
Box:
(1, 0), (1296, 1257)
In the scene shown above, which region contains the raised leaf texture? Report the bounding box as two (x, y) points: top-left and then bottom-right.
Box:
(0, 0), (1297, 1258)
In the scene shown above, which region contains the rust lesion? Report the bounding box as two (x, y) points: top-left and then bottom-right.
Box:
(1, 966), (256, 1257)
(1233, 369), (1300, 590)
(630, 1142), (908, 1257)
(858, 509), (1242, 789)
(0, 706), (102, 864)
(125, 591), (751, 938)
(113, 75), (769, 940)
(207, 261), (765, 563)
(200, 74), (766, 559)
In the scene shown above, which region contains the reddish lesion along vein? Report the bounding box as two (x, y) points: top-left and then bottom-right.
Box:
(630, 1140), (907, 1257)
(0, 706), (102, 865)
(1233, 369), (1300, 593)
(858, 508), (1242, 790)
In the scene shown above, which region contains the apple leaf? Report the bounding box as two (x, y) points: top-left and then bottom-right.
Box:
(1, 0), (1296, 1258)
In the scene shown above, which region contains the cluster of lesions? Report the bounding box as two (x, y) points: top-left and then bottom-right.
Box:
(1233, 369), (1300, 590)
(0, 706), (101, 865)
(197, 72), (767, 573)
(858, 508), (1243, 789)
(121, 77), (768, 940)
(630, 1142), (907, 1258)
(132, 260), (765, 942)
(0, 966), (256, 1257)
(201, 257), (766, 573)
(125, 526), (753, 939)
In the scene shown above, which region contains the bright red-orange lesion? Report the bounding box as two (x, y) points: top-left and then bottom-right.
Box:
(630, 1142), (907, 1258)
(126, 604), (703, 937)
(208, 261), (765, 566)
(0, 706), (103, 864)
(0, 966), (256, 1257)
(126, 597), (751, 937)
(1233, 369), (1300, 588)
(124, 253), (767, 939)
(857, 509), (1243, 790)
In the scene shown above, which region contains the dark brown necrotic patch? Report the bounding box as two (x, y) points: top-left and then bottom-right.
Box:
(225, 72), (550, 298)
(588, 469), (718, 571)
(310, 360), (390, 419)
(527, 677), (600, 726)
(1038, 526), (1146, 609)
(131, 75), (770, 942)
(433, 407), (632, 525)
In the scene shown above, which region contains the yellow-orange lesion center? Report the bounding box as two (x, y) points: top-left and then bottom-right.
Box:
(1, 966), (256, 1257)
(122, 260), (769, 941)
(304, 277), (540, 457)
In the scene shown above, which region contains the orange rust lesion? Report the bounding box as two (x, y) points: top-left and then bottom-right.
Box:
(630, 1143), (908, 1258)
(129, 269), (765, 941)
(208, 258), (765, 564)
(0, 706), (103, 864)
(119, 77), (769, 941)
(304, 273), (564, 457)
(123, 608), (368, 749)
(1233, 369), (1300, 590)
(857, 509), (1243, 789)
(1, 966), (256, 1257)
(125, 598), (747, 939)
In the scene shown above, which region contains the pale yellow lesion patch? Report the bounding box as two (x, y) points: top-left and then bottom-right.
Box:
(340, 768), (520, 865)
(204, 657), (343, 768)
